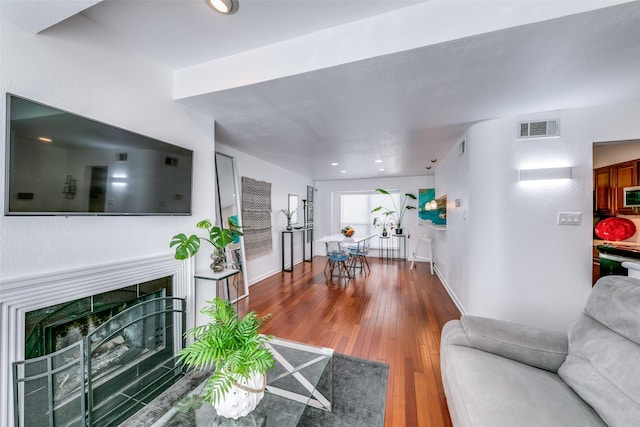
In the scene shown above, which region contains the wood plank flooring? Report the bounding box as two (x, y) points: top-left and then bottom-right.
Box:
(235, 255), (461, 427)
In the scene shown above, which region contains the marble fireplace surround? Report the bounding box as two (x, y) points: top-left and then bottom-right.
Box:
(0, 254), (195, 427)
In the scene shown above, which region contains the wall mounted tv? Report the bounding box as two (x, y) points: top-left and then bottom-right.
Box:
(5, 94), (193, 215)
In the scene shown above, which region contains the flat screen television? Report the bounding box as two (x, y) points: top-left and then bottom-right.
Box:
(5, 94), (193, 215)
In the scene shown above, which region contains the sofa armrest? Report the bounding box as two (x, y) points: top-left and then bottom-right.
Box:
(443, 315), (568, 372)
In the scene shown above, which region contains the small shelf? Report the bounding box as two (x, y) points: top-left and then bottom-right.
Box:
(427, 224), (447, 231)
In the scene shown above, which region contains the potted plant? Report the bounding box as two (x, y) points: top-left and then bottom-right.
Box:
(178, 298), (275, 419)
(170, 219), (243, 272)
(281, 208), (296, 230)
(373, 214), (393, 237)
(370, 188), (417, 235)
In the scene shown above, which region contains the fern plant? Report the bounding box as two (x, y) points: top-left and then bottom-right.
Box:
(177, 298), (274, 405)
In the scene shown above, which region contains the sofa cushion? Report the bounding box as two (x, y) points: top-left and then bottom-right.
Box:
(585, 276), (640, 345)
(460, 315), (568, 372)
(558, 276), (640, 427)
(441, 345), (606, 427)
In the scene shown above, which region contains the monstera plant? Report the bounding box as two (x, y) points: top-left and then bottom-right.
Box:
(170, 219), (243, 272)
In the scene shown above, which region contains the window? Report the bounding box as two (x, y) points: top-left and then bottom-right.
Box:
(340, 191), (401, 248)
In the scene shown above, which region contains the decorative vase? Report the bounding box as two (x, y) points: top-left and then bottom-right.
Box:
(286, 220), (292, 231)
(395, 228), (403, 235)
(214, 370), (266, 419)
(382, 229), (388, 237)
(210, 250), (226, 273)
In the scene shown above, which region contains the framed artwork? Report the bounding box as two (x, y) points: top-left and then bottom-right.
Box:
(306, 205), (314, 224)
(307, 185), (314, 203)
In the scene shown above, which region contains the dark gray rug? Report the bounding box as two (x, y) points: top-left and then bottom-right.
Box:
(121, 354), (388, 427)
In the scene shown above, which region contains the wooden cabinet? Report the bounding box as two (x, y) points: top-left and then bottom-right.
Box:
(594, 167), (612, 215)
(613, 161), (637, 214)
(592, 245), (601, 285)
(594, 160), (640, 216)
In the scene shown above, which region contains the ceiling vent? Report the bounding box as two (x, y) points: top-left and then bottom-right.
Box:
(518, 119), (560, 138)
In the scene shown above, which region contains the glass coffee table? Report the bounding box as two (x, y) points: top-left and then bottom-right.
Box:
(149, 338), (333, 426)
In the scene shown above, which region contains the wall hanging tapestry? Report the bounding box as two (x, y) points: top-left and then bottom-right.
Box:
(241, 177), (272, 259)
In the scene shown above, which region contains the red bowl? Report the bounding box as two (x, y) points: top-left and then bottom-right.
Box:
(594, 217), (637, 241)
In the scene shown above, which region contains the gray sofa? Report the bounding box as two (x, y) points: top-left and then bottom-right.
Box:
(440, 275), (640, 427)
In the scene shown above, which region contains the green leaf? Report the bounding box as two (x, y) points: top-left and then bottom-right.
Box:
(170, 234), (200, 260)
(196, 219), (213, 230)
(375, 188), (390, 195)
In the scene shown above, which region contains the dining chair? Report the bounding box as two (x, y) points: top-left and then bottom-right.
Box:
(324, 241), (351, 283)
(347, 238), (371, 276)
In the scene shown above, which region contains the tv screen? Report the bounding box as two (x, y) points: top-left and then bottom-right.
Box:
(5, 94), (193, 215)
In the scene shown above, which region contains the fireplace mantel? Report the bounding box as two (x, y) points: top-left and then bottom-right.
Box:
(0, 254), (194, 427)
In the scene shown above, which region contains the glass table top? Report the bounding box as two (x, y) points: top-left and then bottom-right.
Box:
(150, 338), (333, 426)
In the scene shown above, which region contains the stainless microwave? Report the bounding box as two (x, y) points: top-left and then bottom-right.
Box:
(623, 186), (640, 207)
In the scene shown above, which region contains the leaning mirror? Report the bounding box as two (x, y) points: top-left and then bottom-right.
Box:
(215, 152), (249, 301)
(288, 194), (299, 225)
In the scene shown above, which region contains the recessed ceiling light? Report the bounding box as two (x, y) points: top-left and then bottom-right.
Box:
(331, 162), (339, 166)
(38, 137), (53, 143)
(379, 168), (385, 171)
(205, 0), (238, 15)
(340, 170), (347, 173)
(374, 159), (383, 163)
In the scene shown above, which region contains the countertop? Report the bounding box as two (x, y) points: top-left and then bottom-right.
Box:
(595, 242), (640, 258)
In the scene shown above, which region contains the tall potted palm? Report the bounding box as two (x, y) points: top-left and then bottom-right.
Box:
(170, 219), (243, 272)
(370, 188), (417, 235)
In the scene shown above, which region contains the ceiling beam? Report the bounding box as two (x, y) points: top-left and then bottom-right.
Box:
(1, 0), (102, 34)
(173, 0), (631, 100)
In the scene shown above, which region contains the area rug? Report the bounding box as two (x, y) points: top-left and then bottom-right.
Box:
(121, 354), (388, 427)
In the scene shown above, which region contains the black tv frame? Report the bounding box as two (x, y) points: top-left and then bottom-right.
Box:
(4, 94), (194, 216)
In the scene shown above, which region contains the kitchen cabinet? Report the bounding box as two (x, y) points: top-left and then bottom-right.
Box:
(594, 167), (612, 215)
(594, 160), (640, 216)
(613, 161), (637, 214)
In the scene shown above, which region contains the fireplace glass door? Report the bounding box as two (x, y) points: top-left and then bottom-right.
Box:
(14, 294), (186, 427)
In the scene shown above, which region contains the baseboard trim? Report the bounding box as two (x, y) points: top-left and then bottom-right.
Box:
(434, 265), (467, 316)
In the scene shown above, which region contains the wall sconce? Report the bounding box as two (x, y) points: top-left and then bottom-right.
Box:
(519, 167), (572, 181)
(111, 175), (128, 187)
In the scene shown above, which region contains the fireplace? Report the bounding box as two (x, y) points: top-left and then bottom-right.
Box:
(0, 255), (195, 427)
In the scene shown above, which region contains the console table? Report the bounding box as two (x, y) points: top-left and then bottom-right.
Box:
(194, 269), (240, 302)
(281, 228), (314, 272)
(391, 234), (407, 260)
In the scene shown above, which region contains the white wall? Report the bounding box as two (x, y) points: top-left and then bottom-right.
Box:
(436, 100), (640, 332)
(215, 144), (313, 284)
(0, 15), (216, 277)
(314, 175), (433, 257)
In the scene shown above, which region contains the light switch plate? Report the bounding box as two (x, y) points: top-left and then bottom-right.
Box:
(558, 212), (582, 226)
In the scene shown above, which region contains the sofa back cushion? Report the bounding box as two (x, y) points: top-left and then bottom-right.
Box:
(558, 275), (640, 427)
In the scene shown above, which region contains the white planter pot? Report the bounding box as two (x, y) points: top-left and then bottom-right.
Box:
(214, 370), (266, 419)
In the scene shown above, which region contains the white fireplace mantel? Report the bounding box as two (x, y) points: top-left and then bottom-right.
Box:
(0, 253), (194, 427)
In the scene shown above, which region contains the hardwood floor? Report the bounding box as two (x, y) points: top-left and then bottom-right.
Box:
(235, 255), (461, 427)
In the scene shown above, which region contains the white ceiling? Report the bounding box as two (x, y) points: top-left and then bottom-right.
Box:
(6, 0), (640, 180)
